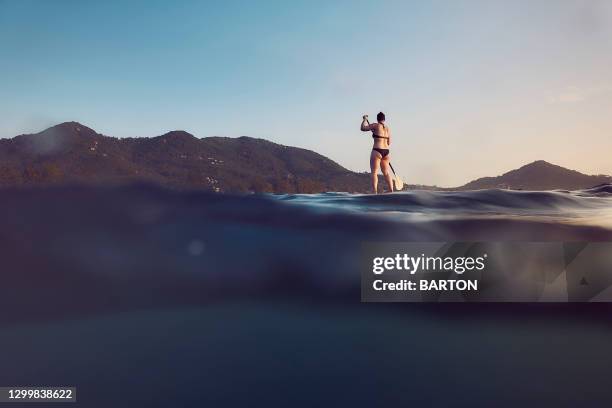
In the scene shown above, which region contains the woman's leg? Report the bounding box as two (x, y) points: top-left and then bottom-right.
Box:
(380, 156), (394, 193)
(370, 150), (381, 194)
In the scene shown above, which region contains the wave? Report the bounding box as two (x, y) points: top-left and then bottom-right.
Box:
(275, 185), (612, 218)
(578, 183), (612, 197)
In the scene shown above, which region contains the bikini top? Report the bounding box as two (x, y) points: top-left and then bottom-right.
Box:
(372, 122), (389, 139)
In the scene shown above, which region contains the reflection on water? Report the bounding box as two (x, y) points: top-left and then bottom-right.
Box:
(275, 184), (612, 227)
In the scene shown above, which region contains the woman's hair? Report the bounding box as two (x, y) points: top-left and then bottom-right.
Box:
(376, 112), (386, 122)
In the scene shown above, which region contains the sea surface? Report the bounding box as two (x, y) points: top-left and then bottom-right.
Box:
(276, 183), (612, 234)
(1, 184), (612, 407)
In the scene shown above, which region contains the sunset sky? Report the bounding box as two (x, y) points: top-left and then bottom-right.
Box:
(1, 0), (611, 186)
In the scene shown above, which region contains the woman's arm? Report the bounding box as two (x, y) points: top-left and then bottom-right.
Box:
(360, 115), (371, 132)
(387, 126), (391, 145)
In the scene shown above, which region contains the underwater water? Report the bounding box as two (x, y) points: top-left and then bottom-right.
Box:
(1, 184), (612, 407)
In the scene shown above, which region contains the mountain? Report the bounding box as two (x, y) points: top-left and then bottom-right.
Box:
(0, 122), (373, 193)
(1, 123), (609, 193)
(459, 160), (612, 191)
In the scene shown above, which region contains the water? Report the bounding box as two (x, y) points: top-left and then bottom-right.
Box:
(1, 184), (612, 406)
(276, 184), (612, 229)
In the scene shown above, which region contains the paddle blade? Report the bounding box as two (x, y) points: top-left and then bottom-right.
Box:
(394, 175), (404, 191)
(388, 162), (404, 191)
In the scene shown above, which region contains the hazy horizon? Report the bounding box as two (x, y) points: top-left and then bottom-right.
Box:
(2, 0), (612, 187)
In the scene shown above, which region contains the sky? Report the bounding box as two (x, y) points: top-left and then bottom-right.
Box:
(1, 0), (611, 187)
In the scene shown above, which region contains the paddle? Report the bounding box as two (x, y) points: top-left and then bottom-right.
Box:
(365, 117), (404, 191)
(389, 162), (404, 191)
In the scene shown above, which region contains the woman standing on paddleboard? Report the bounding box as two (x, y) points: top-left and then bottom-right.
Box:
(361, 112), (393, 194)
